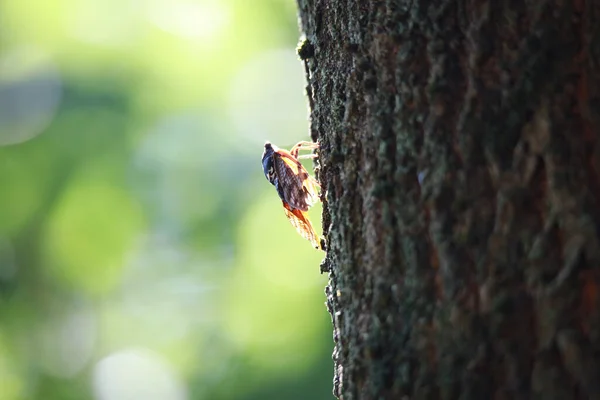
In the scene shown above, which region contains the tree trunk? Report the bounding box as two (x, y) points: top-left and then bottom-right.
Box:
(295, 1), (600, 399)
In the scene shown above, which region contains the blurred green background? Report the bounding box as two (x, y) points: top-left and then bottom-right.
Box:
(0, 0), (332, 399)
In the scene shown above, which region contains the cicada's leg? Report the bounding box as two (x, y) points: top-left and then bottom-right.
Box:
(290, 141), (319, 159)
(297, 154), (318, 160)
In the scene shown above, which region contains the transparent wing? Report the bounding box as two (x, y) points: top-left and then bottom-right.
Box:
(282, 201), (321, 250)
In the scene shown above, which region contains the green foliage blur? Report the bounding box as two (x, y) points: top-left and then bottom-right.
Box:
(0, 1), (332, 399)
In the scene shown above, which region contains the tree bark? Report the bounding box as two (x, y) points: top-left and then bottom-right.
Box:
(295, 1), (600, 399)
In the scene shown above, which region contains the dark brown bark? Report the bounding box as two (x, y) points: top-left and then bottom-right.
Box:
(295, 1), (600, 399)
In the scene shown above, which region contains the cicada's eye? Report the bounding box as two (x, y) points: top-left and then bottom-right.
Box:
(262, 142), (276, 185)
(262, 155), (276, 184)
(267, 165), (276, 182)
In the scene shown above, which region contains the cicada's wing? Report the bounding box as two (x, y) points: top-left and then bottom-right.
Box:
(282, 201), (321, 250)
(300, 171), (320, 207)
(274, 150), (320, 211)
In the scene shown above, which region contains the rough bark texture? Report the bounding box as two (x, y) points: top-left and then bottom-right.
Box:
(295, 1), (600, 399)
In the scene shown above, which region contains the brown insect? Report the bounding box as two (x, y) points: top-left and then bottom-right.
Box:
(261, 141), (322, 249)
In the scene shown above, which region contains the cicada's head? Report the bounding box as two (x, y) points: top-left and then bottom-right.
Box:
(262, 141), (276, 185)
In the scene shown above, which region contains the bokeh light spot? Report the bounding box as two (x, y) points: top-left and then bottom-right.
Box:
(146, 0), (230, 40)
(0, 46), (62, 146)
(93, 348), (187, 400)
(43, 178), (145, 295)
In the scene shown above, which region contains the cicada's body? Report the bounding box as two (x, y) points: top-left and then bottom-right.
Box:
(262, 141), (322, 249)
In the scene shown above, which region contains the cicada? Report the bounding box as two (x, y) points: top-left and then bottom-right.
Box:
(262, 141), (322, 250)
